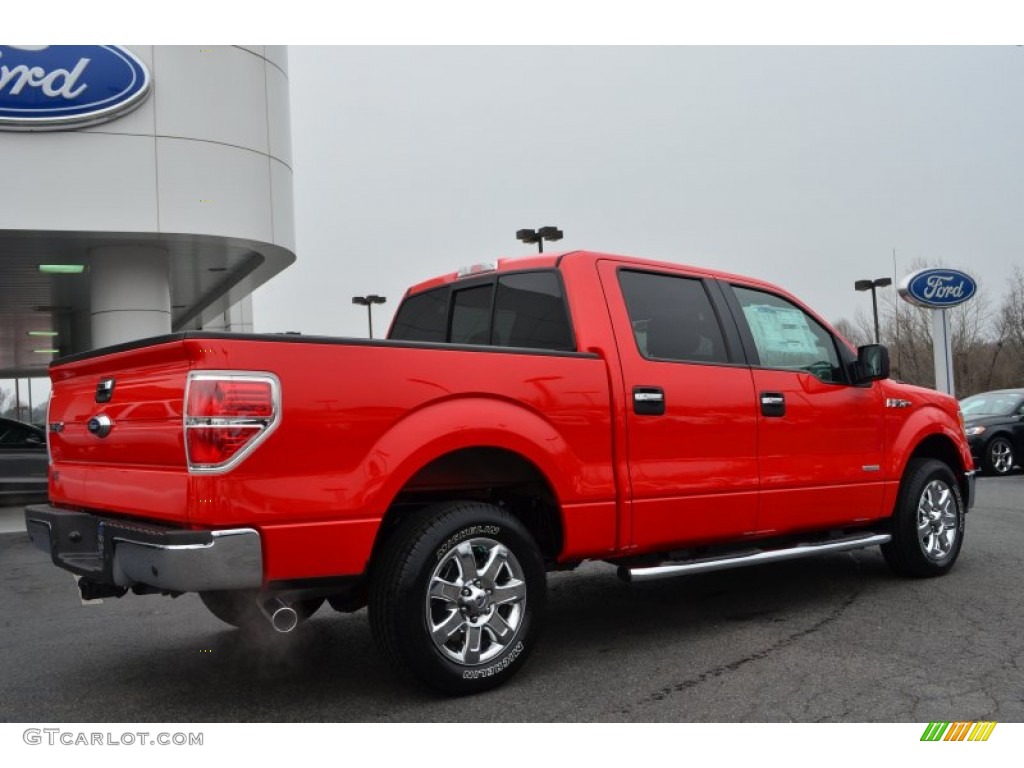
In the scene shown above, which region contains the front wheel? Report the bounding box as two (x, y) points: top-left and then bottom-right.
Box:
(881, 458), (965, 577)
(984, 437), (1015, 476)
(369, 502), (546, 695)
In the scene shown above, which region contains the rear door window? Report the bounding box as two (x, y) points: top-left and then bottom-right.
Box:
(618, 270), (729, 364)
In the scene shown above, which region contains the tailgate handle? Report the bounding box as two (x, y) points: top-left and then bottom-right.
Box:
(96, 378), (115, 403)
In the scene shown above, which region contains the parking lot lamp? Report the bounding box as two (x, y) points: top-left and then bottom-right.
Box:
(516, 226), (564, 254)
(352, 294), (386, 339)
(855, 277), (893, 344)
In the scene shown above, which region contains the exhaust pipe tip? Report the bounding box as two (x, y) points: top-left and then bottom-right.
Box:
(259, 597), (299, 633)
(270, 606), (298, 633)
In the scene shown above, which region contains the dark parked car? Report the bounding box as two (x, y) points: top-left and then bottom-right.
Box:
(960, 389), (1024, 475)
(0, 417), (48, 504)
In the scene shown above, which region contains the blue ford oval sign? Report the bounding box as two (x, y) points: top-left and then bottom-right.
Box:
(0, 45), (150, 130)
(898, 268), (977, 309)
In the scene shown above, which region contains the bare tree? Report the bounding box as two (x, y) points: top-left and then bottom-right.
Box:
(950, 285), (995, 396)
(0, 388), (12, 419)
(881, 286), (935, 388)
(995, 265), (1024, 386)
(30, 399), (50, 425)
(832, 317), (866, 348)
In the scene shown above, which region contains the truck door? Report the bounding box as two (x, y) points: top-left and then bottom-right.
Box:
(598, 261), (759, 551)
(722, 283), (886, 535)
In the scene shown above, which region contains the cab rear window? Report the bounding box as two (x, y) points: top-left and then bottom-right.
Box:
(389, 287), (450, 342)
(390, 270), (574, 352)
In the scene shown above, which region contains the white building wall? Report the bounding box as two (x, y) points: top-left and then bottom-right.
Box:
(0, 46), (294, 253)
(203, 296), (254, 334)
(0, 45), (295, 362)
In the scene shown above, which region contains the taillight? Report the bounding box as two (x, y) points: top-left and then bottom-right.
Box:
(184, 372), (281, 472)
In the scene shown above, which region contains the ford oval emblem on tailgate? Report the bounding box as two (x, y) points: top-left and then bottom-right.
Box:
(87, 414), (113, 438)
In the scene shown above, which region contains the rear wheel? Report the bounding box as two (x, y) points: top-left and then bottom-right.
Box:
(984, 437), (1015, 475)
(882, 458), (964, 577)
(369, 501), (546, 695)
(199, 590), (324, 631)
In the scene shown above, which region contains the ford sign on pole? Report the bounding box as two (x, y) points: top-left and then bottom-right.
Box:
(897, 268), (977, 309)
(0, 45), (151, 130)
(897, 267), (978, 397)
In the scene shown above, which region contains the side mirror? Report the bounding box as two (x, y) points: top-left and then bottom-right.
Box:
(854, 344), (890, 384)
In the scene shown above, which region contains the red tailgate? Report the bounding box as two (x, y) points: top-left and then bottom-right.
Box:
(48, 339), (192, 524)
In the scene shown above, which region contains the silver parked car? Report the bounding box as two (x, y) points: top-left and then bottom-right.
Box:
(0, 417), (48, 504)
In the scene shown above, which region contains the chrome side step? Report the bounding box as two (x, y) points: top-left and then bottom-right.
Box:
(623, 533), (891, 583)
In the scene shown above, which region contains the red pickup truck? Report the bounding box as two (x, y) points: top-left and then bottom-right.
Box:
(26, 251), (975, 694)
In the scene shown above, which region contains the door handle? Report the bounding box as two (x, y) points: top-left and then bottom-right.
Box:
(633, 386), (665, 416)
(760, 392), (786, 417)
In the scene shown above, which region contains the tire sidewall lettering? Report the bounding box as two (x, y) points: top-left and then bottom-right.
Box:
(434, 524), (501, 562)
(461, 640), (525, 680)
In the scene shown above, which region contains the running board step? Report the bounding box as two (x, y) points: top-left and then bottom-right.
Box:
(622, 533), (891, 583)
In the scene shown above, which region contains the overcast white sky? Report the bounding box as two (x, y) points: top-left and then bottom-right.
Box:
(4, 4), (1024, 405)
(253, 45), (1024, 340)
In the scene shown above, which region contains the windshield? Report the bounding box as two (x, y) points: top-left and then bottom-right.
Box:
(959, 393), (1024, 417)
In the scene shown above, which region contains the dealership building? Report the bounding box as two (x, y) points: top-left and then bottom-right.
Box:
(0, 45), (295, 413)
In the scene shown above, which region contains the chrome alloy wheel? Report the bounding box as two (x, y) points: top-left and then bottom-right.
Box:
(990, 440), (1013, 474)
(916, 479), (958, 561)
(426, 538), (527, 666)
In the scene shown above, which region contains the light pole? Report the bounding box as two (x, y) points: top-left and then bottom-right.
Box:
(854, 277), (893, 344)
(352, 294), (386, 339)
(516, 226), (563, 253)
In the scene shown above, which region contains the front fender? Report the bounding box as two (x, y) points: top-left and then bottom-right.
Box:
(887, 403), (973, 480)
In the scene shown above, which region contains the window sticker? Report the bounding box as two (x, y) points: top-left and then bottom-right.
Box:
(742, 304), (825, 365)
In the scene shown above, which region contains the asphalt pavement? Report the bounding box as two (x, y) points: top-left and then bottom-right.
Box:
(0, 505), (27, 535)
(2, 477), (1022, 722)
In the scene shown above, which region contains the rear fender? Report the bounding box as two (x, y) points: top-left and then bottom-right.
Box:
(359, 396), (595, 515)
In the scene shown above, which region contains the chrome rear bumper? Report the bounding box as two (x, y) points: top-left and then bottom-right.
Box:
(25, 504), (262, 593)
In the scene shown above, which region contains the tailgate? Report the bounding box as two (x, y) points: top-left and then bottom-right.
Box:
(48, 338), (192, 523)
